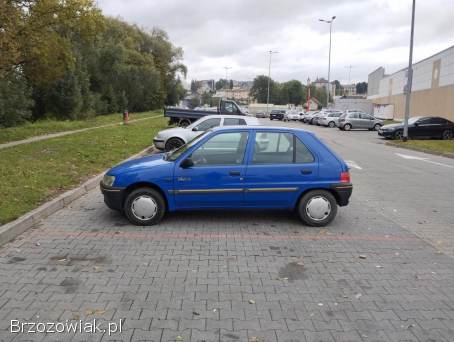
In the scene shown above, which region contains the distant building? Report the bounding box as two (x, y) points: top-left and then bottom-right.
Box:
(304, 98), (321, 111)
(367, 45), (454, 121)
(341, 84), (357, 96)
(313, 78), (336, 98)
(195, 80), (215, 95)
(215, 87), (250, 103)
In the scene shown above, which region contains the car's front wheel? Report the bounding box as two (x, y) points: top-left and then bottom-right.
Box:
(442, 130), (453, 140)
(165, 137), (184, 152)
(343, 123), (352, 131)
(297, 190), (338, 227)
(124, 188), (165, 226)
(394, 130), (403, 140)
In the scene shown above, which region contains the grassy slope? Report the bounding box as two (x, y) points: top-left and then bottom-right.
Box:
(0, 111), (160, 144)
(392, 140), (454, 155)
(0, 113), (167, 224)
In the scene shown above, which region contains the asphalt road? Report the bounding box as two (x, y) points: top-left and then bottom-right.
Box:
(1, 119), (454, 342)
(262, 118), (454, 257)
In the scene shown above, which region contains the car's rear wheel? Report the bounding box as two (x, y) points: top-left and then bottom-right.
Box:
(297, 190), (338, 227)
(343, 123), (352, 131)
(373, 123), (382, 131)
(442, 130), (453, 140)
(165, 137), (185, 152)
(328, 121), (335, 128)
(394, 130), (403, 140)
(179, 119), (191, 127)
(124, 188), (165, 226)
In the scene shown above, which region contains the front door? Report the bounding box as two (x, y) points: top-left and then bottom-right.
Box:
(244, 131), (318, 208)
(173, 131), (249, 209)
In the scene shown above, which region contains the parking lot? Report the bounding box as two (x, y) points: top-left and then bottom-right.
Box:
(1, 119), (454, 342)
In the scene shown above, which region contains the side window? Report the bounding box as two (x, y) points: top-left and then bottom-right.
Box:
(224, 118), (246, 126)
(430, 118), (447, 124)
(252, 132), (293, 164)
(191, 132), (248, 166)
(349, 113), (359, 119)
(360, 114), (372, 120)
(295, 137), (315, 163)
(194, 118), (221, 131)
(223, 102), (235, 113)
(417, 118), (432, 125)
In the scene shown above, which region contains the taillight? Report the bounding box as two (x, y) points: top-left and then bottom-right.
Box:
(340, 171), (350, 183)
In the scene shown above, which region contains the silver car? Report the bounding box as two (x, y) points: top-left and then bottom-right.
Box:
(338, 111), (383, 131)
(153, 115), (260, 151)
(319, 112), (343, 127)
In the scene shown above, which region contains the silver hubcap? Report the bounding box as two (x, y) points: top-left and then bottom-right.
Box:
(306, 196), (331, 221)
(131, 195), (157, 221)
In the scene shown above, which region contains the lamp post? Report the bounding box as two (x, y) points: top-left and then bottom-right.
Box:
(319, 16), (336, 107)
(266, 50), (278, 115)
(224, 66), (231, 94)
(403, 0), (416, 142)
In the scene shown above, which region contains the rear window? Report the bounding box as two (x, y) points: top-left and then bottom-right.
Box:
(224, 118), (246, 126)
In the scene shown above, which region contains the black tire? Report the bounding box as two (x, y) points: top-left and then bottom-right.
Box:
(328, 121), (335, 128)
(394, 130), (403, 140)
(343, 123), (352, 131)
(442, 130), (453, 140)
(297, 190), (338, 227)
(123, 188), (165, 226)
(165, 137), (184, 152)
(179, 119), (191, 128)
(373, 123), (382, 131)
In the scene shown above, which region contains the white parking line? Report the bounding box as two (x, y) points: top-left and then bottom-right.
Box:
(346, 160), (363, 170)
(395, 153), (454, 169)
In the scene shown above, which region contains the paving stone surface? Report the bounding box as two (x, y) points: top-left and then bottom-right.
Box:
(1, 187), (454, 342)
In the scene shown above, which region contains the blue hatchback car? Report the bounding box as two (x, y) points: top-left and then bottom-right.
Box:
(100, 126), (352, 226)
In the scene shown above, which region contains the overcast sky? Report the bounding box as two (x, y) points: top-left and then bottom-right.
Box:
(98, 0), (454, 85)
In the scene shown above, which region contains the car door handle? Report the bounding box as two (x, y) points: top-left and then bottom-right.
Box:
(301, 169), (312, 175)
(229, 170), (241, 176)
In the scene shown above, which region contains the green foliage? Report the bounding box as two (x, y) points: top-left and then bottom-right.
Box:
(356, 82), (368, 94)
(0, 71), (34, 127)
(1, 2), (185, 127)
(250, 75), (276, 103)
(216, 79), (229, 90)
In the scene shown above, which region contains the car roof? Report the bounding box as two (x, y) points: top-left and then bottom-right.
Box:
(203, 114), (248, 119)
(210, 125), (315, 135)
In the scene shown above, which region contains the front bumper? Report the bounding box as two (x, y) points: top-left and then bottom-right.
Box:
(153, 138), (165, 150)
(100, 182), (126, 211)
(378, 129), (394, 137)
(330, 183), (353, 206)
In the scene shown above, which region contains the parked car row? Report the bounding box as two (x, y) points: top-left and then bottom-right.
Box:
(379, 116), (454, 140)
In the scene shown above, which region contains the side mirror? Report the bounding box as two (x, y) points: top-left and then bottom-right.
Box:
(192, 127), (198, 132)
(180, 158), (194, 168)
(414, 122), (419, 126)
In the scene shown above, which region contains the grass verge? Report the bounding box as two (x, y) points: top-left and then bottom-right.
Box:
(0, 111), (160, 144)
(0, 112), (167, 225)
(389, 140), (454, 157)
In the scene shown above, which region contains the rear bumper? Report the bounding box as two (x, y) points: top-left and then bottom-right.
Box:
(100, 183), (126, 211)
(330, 183), (353, 206)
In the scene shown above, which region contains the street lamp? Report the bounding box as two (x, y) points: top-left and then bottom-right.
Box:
(266, 50), (278, 115)
(403, 0), (416, 142)
(319, 16), (336, 107)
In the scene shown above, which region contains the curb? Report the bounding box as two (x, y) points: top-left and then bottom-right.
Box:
(0, 146), (157, 247)
(386, 142), (454, 159)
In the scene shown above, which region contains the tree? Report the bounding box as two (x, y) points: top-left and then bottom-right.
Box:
(0, 71), (33, 127)
(356, 82), (368, 94)
(216, 79), (228, 90)
(283, 80), (303, 105)
(333, 80), (342, 96)
(250, 75), (277, 103)
(229, 80), (234, 89)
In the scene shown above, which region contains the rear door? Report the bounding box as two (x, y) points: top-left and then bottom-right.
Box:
(243, 131), (318, 208)
(349, 112), (361, 128)
(360, 113), (374, 129)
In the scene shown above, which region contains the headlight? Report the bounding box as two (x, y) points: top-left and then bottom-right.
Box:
(102, 174), (115, 187)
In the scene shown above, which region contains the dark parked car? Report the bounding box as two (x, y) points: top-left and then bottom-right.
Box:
(378, 116), (454, 140)
(270, 109), (286, 121)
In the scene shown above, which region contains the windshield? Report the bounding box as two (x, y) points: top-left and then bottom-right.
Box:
(166, 131), (208, 161)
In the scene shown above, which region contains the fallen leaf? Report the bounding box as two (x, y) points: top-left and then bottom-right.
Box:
(192, 311), (200, 316)
(358, 255), (367, 259)
(176, 336), (183, 341)
(251, 337), (258, 342)
(355, 293), (362, 299)
(248, 299), (255, 304)
(85, 309), (106, 316)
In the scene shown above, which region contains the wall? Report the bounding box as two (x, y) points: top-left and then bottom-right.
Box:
(333, 98), (373, 114)
(367, 45), (454, 121)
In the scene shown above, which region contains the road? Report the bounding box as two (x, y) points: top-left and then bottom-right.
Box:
(0, 120), (454, 342)
(262, 119), (454, 257)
